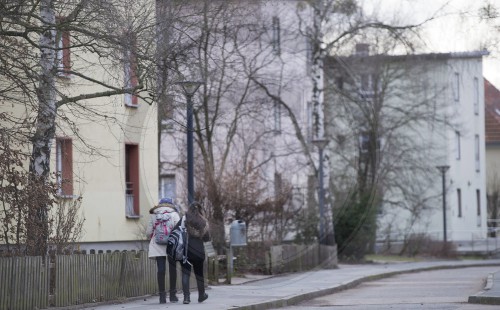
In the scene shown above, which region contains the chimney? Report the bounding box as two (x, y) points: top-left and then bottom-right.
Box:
(354, 43), (369, 56)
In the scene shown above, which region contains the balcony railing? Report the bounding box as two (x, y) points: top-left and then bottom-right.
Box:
(125, 182), (139, 218)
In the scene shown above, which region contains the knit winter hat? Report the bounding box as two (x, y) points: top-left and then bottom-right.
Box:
(158, 197), (173, 205)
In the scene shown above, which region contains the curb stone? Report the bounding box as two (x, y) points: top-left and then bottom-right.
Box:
(468, 270), (500, 305)
(234, 262), (500, 310)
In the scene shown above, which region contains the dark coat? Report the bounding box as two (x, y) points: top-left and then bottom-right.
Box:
(185, 207), (210, 261)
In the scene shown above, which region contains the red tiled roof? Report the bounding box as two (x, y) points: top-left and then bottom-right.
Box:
(485, 78), (500, 143)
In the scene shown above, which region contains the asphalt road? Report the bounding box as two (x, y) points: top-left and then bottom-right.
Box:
(286, 266), (500, 310)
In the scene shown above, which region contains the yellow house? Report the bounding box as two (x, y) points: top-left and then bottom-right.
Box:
(52, 44), (159, 251)
(55, 95), (158, 251)
(0, 4), (159, 253)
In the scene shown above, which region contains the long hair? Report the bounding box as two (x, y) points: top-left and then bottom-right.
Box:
(185, 202), (209, 238)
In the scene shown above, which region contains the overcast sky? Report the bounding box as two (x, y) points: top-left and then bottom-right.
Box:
(362, 0), (500, 86)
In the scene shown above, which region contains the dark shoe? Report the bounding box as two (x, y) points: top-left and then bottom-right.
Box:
(169, 291), (178, 303)
(198, 293), (208, 303)
(183, 295), (190, 304)
(159, 292), (166, 304)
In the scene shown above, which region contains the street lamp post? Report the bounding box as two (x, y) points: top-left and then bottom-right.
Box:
(177, 81), (203, 206)
(436, 165), (450, 244)
(313, 138), (329, 245)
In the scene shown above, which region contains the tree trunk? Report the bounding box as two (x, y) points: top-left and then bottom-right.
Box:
(310, 1), (325, 140)
(27, 0), (57, 256)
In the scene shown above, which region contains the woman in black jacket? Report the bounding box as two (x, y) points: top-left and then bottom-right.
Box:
(181, 201), (210, 304)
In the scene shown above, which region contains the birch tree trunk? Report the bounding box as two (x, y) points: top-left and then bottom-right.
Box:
(309, 0), (334, 247)
(27, 0), (57, 256)
(310, 0), (325, 140)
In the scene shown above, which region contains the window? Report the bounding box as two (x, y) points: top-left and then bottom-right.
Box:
(359, 133), (370, 153)
(361, 74), (371, 92)
(457, 188), (462, 218)
(359, 132), (381, 154)
(124, 34), (138, 107)
(306, 37), (312, 74)
(159, 94), (174, 132)
(56, 17), (71, 77)
(335, 77), (344, 90)
(477, 189), (481, 216)
(125, 144), (140, 217)
(455, 131), (461, 160)
(473, 77), (479, 115)
(160, 175), (176, 201)
(56, 138), (73, 197)
(274, 99), (281, 134)
(477, 189), (482, 227)
(453, 72), (460, 102)
(272, 16), (281, 55)
(360, 74), (377, 98)
(475, 134), (480, 172)
(274, 172), (282, 197)
(306, 101), (312, 141)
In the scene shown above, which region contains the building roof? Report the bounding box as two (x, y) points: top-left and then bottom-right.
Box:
(326, 50), (490, 63)
(485, 78), (500, 144)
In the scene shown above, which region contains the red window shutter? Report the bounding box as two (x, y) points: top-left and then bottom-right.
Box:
(61, 139), (73, 196)
(57, 138), (73, 196)
(125, 144), (140, 215)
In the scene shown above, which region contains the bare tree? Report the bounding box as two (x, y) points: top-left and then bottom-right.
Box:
(155, 1), (436, 255)
(242, 1), (432, 254)
(487, 172), (500, 236)
(0, 131), (84, 256)
(158, 0), (313, 252)
(1, 0), (160, 255)
(324, 41), (461, 259)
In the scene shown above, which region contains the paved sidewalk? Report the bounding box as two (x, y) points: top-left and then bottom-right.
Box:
(72, 259), (500, 310)
(468, 268), (500, 305)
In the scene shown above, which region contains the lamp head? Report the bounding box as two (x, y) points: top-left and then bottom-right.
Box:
(177, 81), (203, 97)
(436, 165), (450, 173)
(312, 138), (329, 150)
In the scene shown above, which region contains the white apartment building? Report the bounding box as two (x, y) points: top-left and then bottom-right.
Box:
(324, 48), (489, 246)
